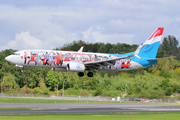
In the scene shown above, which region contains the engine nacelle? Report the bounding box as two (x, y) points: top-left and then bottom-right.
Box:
(52, 67), (68, 72)
(67, 63), (85, 72)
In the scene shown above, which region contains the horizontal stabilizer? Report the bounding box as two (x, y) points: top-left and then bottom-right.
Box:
(147, 56), (176, 61)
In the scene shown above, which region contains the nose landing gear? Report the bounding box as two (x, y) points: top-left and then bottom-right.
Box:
(15, 64), (24, 73)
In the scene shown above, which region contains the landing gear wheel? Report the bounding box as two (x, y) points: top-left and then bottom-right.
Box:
(87, 72), (93, 77)
(78, 72), (84, 77)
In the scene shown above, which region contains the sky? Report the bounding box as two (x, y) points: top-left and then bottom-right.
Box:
(0, 0), (180, 51)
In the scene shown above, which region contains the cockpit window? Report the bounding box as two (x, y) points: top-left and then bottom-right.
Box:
(12, 53), (20, 55)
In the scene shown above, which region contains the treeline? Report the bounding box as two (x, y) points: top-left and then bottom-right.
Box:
(54, 40), (139, 54)
(0, 35), (180, 98)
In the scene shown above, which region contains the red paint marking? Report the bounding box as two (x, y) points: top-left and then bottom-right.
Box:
(148, 27), (164, 40)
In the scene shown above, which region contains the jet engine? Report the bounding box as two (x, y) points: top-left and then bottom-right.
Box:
(52, 63), (85, 72)
(67, 63), (85, 72)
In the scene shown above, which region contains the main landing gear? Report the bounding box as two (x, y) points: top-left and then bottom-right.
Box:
(87, 72), (93, 77)
(78, 71), (94, 77)
(78, 72), (84, 77)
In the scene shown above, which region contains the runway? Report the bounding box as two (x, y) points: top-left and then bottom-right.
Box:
(0, 103), (180, 114)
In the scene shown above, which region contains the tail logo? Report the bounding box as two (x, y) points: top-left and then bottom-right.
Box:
(138, 27), (164, 58)
(153, 30), (160, 37)
(148, 27), (163, 41)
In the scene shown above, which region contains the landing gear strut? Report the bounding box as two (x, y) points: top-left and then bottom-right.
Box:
(20, 67), (23, 73)
(78, 72), (84, 77)
(87, 72), (93, 77)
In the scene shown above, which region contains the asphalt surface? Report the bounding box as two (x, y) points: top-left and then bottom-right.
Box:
(0, 103), (180, 114)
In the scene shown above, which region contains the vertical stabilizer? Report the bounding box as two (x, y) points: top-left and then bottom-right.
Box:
(133, 43), (143, 56)
(138, 27), (164, 58)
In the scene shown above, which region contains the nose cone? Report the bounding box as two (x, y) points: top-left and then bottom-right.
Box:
(5, 56), (11, 62)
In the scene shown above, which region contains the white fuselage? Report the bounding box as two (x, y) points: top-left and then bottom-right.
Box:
(5, 50), (143, 72)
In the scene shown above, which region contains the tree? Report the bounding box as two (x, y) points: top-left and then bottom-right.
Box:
(98, 43), (107, 53)
(162, 35), (179, 51)
(39, 77), (49, 94)
(0, 49), (16, 69)
(165, 87), (173, 96)
(29, 74), (39, 88)
(45, 70), (59, 90)
(3, 73), (19, 90)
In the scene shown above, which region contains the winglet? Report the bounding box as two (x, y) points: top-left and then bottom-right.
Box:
(78, 46), (84, 52)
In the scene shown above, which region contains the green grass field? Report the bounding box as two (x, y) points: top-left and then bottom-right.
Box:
(0, 98), (114, 103)
(0, 112), (180, 120)
(0, 98), (179, 105)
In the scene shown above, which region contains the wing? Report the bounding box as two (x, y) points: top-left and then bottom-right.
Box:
(84, 54), (134, 70)
(83, 43), (143, 70)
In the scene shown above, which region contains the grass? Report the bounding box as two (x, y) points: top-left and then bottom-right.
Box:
(0, 112), (180, 120)
(0, 98), (115, 103)
(0, 98), (180, 105)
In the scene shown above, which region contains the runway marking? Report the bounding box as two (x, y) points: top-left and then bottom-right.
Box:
(127, 108), (180, 111)
(30, 108), (69, 110)
(30, 108), (44, 110)
(59, 108), (69, 109)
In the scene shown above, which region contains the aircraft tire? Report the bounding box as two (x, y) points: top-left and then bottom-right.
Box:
(78, 72), (84, 77)
(87, 72), (93, 77)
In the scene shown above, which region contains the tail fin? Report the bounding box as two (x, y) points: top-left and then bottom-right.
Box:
(134, 43), (143, 56)
(138, 27), (164, 58)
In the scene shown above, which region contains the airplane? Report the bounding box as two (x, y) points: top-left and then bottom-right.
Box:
(5, 27), (173, 77)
